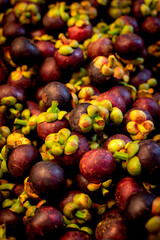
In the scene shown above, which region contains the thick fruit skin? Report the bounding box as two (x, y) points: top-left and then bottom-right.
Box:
(79, 149), (116, 184)
(95, 210), (127, 240)
(42, 81), (72, 110)
(69, 102), (90, 133)
(26, 206), (65, 240)
(60, 230), (93, 240)
(29, 161), (65, 198)
(9, 36), (40, 66)
(8, 144), (42, 179)
(115, 176), (142, 212)
(114, 33), (144, 60)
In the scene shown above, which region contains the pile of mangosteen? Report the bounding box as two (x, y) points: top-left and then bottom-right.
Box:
(0, 0), (160, 239)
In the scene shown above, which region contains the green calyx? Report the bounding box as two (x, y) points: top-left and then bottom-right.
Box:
(110, 107), (123, 125)
(45, 128), (79, 156)
(1, 96), (17, 106)
(127, 156), (141, 176)
(47, 2), (69, 21)
(58, 45), (74, 55)
(63, 193), (92, 222)
(145, 216), (160, 233)
(67, 13), (89, 27)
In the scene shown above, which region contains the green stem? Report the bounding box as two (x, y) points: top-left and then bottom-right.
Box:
(75, 209), (91, 221)
(14, 118), (28, 126)
(114, 151), (128, 161)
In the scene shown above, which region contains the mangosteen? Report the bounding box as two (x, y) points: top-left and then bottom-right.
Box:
(3, 22), (26, 43)
(79, 149), (116, 184)
(119, 15), (139, 34)
(69, 102), (90, 134)
(0, 208), (24, 238)
(60, 230), (93, 240)
(39, 57), (61, 84)
(132, 97), (159, 118)
(115, 176), (143, 212)
(29, 161), (66, 199)
(103, 134), (131, 150)
(54, 34), (84, 72)
(26, 206), (65, 240)
(34, 36), (56, 59)
(114, 33), (145, 60)
(8, 144), (42, 179)
(0, 84), (25, 103)
(96, 91), (126, 114)
(95, 210), (127, 240)
(42, 81), (72, 110)
(125, 191), (155, 224)
(9, 36), (41, 66)
(108, 86), (132, 107)
(130, 68), (152, 89)
(67, 20), (93, 43)
(87, 36), (113, 60)
(42, 2), (69, 35)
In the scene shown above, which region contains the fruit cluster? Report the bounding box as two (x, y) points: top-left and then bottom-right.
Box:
(0, 0), (160, 239)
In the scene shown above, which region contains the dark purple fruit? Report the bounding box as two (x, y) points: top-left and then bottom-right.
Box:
(68, 23), (93, 43)
(42, 81), (72, 110)
(26, 100), (42, 116)
(137, 140), (160, 181)
(114, 33), (145, 60)
(132, 97), (159, 118)
(34, 38), (56, 59)
(87, 37), (113, 60)
(125, 191), (155, 224)
(108, 86), (132, 107)
(0, 208), (23, 237)
(3, 22), (26, 43)
(39, 57), (61, 84)
(97, 91), (126, 114)
(130, 68), (152, 88)
(29, 161), (65, 198)
(8, 144), (42, 179)
(0, 84), (25, 103)
(60, 230), (93, 240)
(141, 16), (160, 44)
(9, 36), (40, 66)
(26, 206), (65, 240)
(69, 102), (90, 133)
(115, 177), (142, 212)
(79, 149), (116, 184)
(37, 118), (68, 141)
(95, 210), (127, 240)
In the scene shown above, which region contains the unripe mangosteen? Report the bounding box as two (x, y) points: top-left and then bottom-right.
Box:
(42, 81), (72, 110)
(29, 161), (66, 199)
(60, 230), (93, 240)
(115, 176), (143, 212)
(8, 144), (42, 179)
(87, 37), (114, 60)
(3, 22), (26, 43)
(95, 210), (127, 240)
(9, 36), (41, 66)
(96, 91), (126, 114)
(26, 206), (65, 240)
(39, 57), (61, 84)
(79, 149), (116, 184)
(114, 33), (145, 60)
